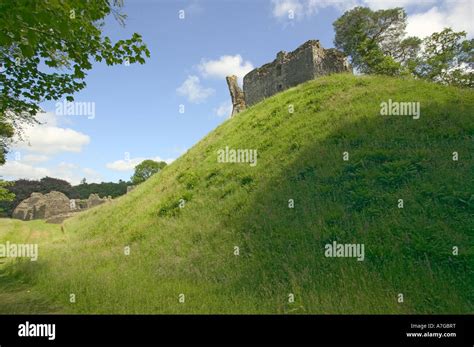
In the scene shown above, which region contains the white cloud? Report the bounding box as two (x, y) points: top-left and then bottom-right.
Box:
(177, 75), (215, 103)
(13, 112), (90, 155)
(271, 0), (356, 19)
(106, 156), (175, 172)
(362, 0), (435, 11)
(0, 161), (50, 181)
(0, 161), (103, 185)
(271, 0), (434, 19)
(57, 162), (78, 170)
(406, 2), (474, 38)
(272, 0), (304, 19)
(36, 112), (59, 126)
(22, 154), (49, 163)
(307, 0), (359, 15)
(82, 168), (97, 175)
(15, 127), (90, 154)
(79, 168), (102, 184)
(214, 101), (233, 118)
(198, 55), (254, 81)
(52, 162), (102, 184)
(106, 158), (144, 172)
(271, 0), (473, 38)
(406, 6), (446, 38)
(360, 0), (473, 38)
(445, 1), (474, 36)
(0, 112), (97, 185)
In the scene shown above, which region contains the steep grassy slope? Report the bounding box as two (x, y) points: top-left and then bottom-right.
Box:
(1, 74), (473, 314)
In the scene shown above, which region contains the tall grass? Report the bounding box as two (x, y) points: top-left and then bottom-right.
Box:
(1, 74), (472, 313)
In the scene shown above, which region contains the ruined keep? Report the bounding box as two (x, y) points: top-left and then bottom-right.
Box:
(12, 191), (111, 224)
(226, 75), (246, 117)
(226, 40), (351, 115)
(12, 191), (71, 221)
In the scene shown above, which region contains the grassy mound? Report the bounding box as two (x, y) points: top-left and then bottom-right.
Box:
(1, 73), (473, 313)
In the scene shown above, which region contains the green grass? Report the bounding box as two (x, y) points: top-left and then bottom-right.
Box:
(0, 73), (473, 314)
(0, 219), (64, 313)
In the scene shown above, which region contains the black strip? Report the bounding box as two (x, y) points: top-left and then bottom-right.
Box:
(0, 314), (473, 346)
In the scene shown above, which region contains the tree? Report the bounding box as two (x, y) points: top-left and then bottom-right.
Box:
(0, 179), (14, 211)
(0, 177), (73, 216)
(131, 160), (167, 185)
(71, 180), (130, 199)
(0, 117), (13, 164)
(333, 7), (473, 87)
(414, 28), (473, 87)
(333, 7), (420, 75)
(0, 0), (150, 163)
(40, 176), (73, 195)
(0, 176), (132, 216)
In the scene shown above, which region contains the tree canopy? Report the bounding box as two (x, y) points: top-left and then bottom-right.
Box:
(333, 7), (415, 75)
(0, 179), (14, 210)
(414, 28), (474, 87)
(333, 6), (473, 87)
(0, 0), (150, 163)
(131, 160), (167, 185)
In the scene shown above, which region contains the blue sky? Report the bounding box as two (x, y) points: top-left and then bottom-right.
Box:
(1, 0), (472, 184)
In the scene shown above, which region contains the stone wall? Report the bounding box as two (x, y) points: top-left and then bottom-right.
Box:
(242, 40), (351, 107)
(226, 75), (247, 116)
(12, 191), (71, 221)
(12, 191), (111, 223)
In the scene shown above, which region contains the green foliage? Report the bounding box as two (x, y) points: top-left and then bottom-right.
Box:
(356, 39), (403, 76)
(333, 6), (414, 74)
(0, 180), (14, 209)
(71, 180), (130, 199)
(0, 177), (131, 216)
(414, 28), (474, 87)
(333, 7), (472, 87)
(1, 74), (472, 314)
(131, 159), (167, 185)
(0, 177), (72, 216)
(0, 114), (14, 164)
(157, 192), (192, 217)
(0, 0), (150, 160)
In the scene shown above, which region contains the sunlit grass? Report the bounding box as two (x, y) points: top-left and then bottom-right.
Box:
(0, 74), (472, 314)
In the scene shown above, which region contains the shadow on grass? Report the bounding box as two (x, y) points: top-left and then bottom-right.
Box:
(1, 75), (471, 314)
(221, 83), (473, 313)
(0, 259), (63, 313)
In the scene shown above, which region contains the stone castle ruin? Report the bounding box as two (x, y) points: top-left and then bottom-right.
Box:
(225, 75), (246, 116)
(13, 191), (111, 224)
(226, 40), (351, 115)
(12, 192), (71, 221)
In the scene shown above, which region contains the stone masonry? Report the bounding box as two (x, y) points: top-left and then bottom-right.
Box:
(12, 191), (111, 223)
(226, 40), (351, 114)
(12, 191), (71, 221)
(226, 75), (246, 116)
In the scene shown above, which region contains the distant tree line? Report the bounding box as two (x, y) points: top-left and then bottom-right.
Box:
(0, 177), (131, 217)
(0, 159), (167, 216)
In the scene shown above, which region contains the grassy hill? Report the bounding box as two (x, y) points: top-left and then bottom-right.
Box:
(1, 73), (473, 314)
